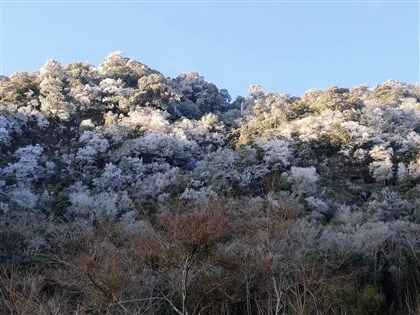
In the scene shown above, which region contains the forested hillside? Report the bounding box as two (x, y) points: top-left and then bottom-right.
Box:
(0, 52), (419, 314)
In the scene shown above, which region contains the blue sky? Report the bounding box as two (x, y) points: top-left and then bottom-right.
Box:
(1, 1), (419, 98)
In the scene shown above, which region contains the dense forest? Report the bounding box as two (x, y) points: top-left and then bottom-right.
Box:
(0, 51), (419, 314)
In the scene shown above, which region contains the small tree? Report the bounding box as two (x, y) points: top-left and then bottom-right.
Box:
(143, 199), (231, 315)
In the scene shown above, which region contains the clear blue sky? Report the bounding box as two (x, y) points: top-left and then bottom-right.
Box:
(1, 1), (419, 98)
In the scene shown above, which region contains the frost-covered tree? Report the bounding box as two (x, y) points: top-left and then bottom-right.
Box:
(112, 131), (196, 167)
(39, 60), (73, 120)
(66, 62), (101, 112)
(368, 145), (394, 182)
(93, 163), (128, 192)
(99, 77), (130, 111)
(133, 73), (180, 110)
(237, 88), (295, 146)
(261, 139), (292, 170)
(0, 71), (40, 107)
(117, 107), (170, 133)
(2, 144), (45, 186)
(0, 114), (18, 147)
(175, 72), (231, 114)
(186, 148), (240, 194)
(286, 166), (319, 197)
(75, 131), (109, 173)
(98, 51), (153, 87)
(69, 183), (122, 220)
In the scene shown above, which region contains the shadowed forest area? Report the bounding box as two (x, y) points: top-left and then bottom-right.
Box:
(0, 52), (419, 314)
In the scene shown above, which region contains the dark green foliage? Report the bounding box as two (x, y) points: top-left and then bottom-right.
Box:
(339, 285), (386, 315)
(176, 100), (203, 120)
(287, 99), (315, 119)
(50, 194), (71, 218)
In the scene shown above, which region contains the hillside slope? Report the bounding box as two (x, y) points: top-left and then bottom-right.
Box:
(0, 52), (419, 314)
